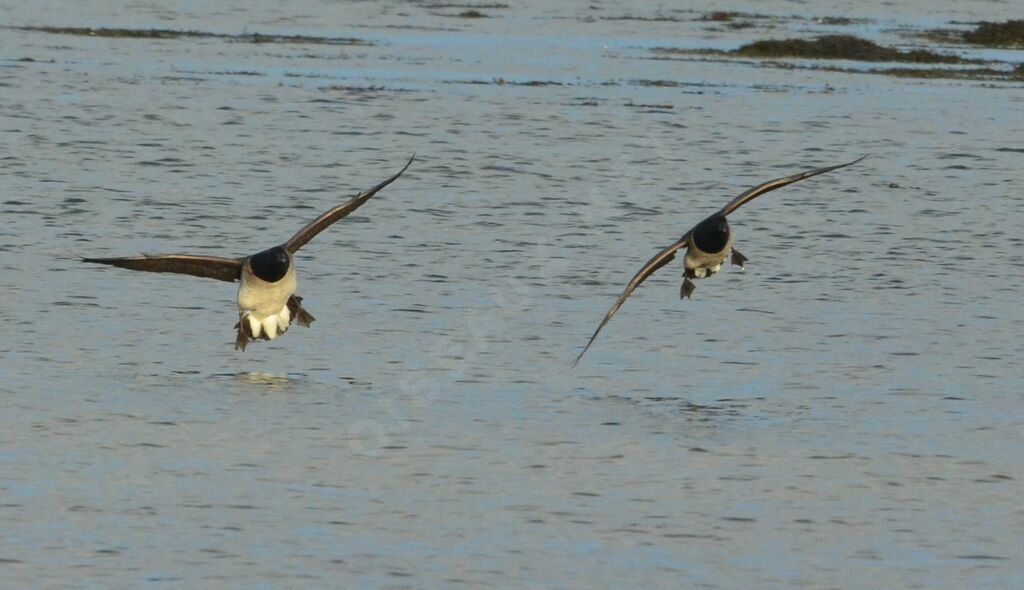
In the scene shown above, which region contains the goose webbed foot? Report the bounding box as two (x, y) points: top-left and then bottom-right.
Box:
(680, 278), (696, 299)
(288, 295), (316, 328)
(234, 320), (250, 351)
(731, 249), (748, 269)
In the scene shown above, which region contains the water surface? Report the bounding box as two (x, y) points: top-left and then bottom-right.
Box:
(1, 1), (1022, 588)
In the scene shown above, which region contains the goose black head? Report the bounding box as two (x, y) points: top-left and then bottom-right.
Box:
(692, 214), (730, 254)
(249, 246), (291, 282)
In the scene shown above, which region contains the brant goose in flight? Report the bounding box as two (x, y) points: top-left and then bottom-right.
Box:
(85, 156), (414, 350)
(572, 156), (865, 366)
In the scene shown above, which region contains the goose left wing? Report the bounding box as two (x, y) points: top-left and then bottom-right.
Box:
(718, 155), (867, 218)
(283, 155), (414, 254)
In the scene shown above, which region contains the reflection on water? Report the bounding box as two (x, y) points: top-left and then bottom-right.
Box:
(1, 0), (1022, 588)
(216, 371), (304, 389)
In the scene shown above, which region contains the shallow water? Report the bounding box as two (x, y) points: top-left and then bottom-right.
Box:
(2, 1), (1022, 588)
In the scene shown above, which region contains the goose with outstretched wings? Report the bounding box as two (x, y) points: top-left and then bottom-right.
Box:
(84, 156), (414, 350)
(572, 156), (865, 366)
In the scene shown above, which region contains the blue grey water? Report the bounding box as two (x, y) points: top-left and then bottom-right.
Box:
(1, 0), (1022, 588)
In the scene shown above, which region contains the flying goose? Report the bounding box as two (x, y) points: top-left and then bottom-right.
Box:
(572, 156), (865, 366)
(84, 156), (414, 350)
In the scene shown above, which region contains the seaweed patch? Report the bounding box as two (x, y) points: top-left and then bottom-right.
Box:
(7, 26), (370, 46)
(650, 32), (1022, 83)
(732, 35), (971, 64)
(962, 20), (1024, 47)
(653, 35), (973, 64)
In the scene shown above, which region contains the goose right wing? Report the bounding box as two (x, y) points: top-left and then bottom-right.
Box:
(83, 254), (244, 282)
(572, 232), (691, 367)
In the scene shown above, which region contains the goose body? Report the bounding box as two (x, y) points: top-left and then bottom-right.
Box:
(683, 213), (735, 280)
(236, 246), (298, 342)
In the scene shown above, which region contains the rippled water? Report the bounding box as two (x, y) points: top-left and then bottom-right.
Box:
(2, 1), (1022, 587)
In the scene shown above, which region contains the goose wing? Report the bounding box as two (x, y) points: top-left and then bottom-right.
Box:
(572, 232), (691, 367)
(718, 155), (867, 217)
(283, 155), (415, 254)
(83, 254), (244, 282)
